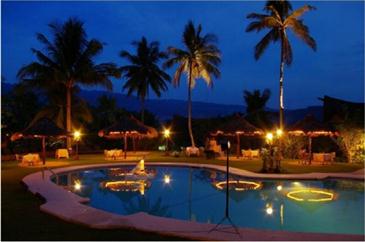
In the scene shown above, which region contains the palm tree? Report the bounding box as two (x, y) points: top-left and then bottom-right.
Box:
(17, 17), (120, 149)
(243, 89), (271, 128)
(244, 89), (271, 114)
(164, 21), (221, 147)
(120, 37), (171, 123)
(246, 1), (316, 129)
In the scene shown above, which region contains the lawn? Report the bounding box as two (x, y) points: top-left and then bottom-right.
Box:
(2, 151), (363, 240)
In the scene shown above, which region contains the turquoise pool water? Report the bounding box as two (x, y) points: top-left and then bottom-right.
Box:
(55, 166), (364, 235)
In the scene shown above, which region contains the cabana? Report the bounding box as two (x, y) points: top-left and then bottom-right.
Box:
(210, 116), (264, 157)
(98, 116), (158, 159)
(11, 117), (68, 165)
(287, 115), (339, 164)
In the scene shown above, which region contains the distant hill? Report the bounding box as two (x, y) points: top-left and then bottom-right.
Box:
(1, 82), (322, 122)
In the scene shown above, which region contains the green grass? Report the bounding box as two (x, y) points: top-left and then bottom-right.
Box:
(2, 152), (363, 240)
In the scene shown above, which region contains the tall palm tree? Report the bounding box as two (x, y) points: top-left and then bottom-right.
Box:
(120, 37), (171, 123)
(246, 1), (316, 130)
(164, 21), (221, 147)
(17, 17), (120, 149)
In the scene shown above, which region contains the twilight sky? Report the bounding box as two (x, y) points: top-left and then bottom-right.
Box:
(2, 1), (364, 109)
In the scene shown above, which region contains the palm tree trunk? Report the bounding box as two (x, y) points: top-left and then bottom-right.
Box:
(66, 84), (72, 150)
(140, 97), (145, 124)
(188, 62), (195, 147)
(279, 35), (285, 130)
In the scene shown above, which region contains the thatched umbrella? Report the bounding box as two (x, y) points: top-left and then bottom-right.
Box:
(11, 117), (68, 164)
(287, 115), (338, 163)
(210, 116), (264, 157)
(98, 116), (158, 159)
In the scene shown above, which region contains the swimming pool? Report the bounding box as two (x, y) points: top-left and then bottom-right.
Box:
(54, 165), (364, 235)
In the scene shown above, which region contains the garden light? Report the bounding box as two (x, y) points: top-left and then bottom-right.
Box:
(74, 180), (82, 191)
(266, 204), (273, 215)
(164, 175), (171, 184)
(163, 129), (170, 138)
(276, 129), (283, 137)
(73, 130), (82, 141)
(266, 132), (273, 144)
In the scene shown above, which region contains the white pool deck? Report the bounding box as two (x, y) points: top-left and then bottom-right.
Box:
(23, 162), (365, 241)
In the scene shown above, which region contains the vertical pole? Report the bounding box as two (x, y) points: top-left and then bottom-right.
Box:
(166, 137), (169, 152)
(132, 136), (136, 152)
(236, 134), (240, 158)
(42, 136), (46, 165)
(124, 134), (127, 159)
(75, 141), (79, 160)
(308, 136), (312, 164)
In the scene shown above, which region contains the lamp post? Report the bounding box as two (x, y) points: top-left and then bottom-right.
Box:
(73, 130), (82, 160)
(210, 140), (241, 238)
(163, 128), (170, 155)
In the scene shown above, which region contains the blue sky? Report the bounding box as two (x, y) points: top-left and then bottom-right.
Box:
(2, 1), (364, 109)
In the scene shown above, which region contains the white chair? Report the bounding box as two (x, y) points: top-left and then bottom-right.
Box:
(55, 149), (69, 159)
(186, 147), (200, 157)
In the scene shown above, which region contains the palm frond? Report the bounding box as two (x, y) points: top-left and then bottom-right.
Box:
(254, 29), (276, 60)
(286, 19), (316, 51)
(286, 5), (316, 20)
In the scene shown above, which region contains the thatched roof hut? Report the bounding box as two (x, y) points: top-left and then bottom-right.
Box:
(11, 117), (68, 164)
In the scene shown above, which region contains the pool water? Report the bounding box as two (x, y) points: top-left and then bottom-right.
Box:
(55, 166), (364, 235)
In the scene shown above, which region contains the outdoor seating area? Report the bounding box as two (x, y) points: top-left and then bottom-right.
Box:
(312, 152), (336, 165)
(19, 153), (41, 166)
(104, 149), (124, 160)
(2, 1), (365, 241)
(55, 149), (69, 159)
(241, 149), (260, 159)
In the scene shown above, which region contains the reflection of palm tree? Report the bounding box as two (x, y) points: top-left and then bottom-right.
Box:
(123, 196), (171, 217)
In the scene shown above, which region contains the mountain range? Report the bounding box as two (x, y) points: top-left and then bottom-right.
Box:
(1, 82), (323, 123)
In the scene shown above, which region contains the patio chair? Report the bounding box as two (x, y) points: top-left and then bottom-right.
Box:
(186, 146), (200, 157)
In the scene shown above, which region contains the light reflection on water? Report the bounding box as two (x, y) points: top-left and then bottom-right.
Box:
(53, 166), (364, 235)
